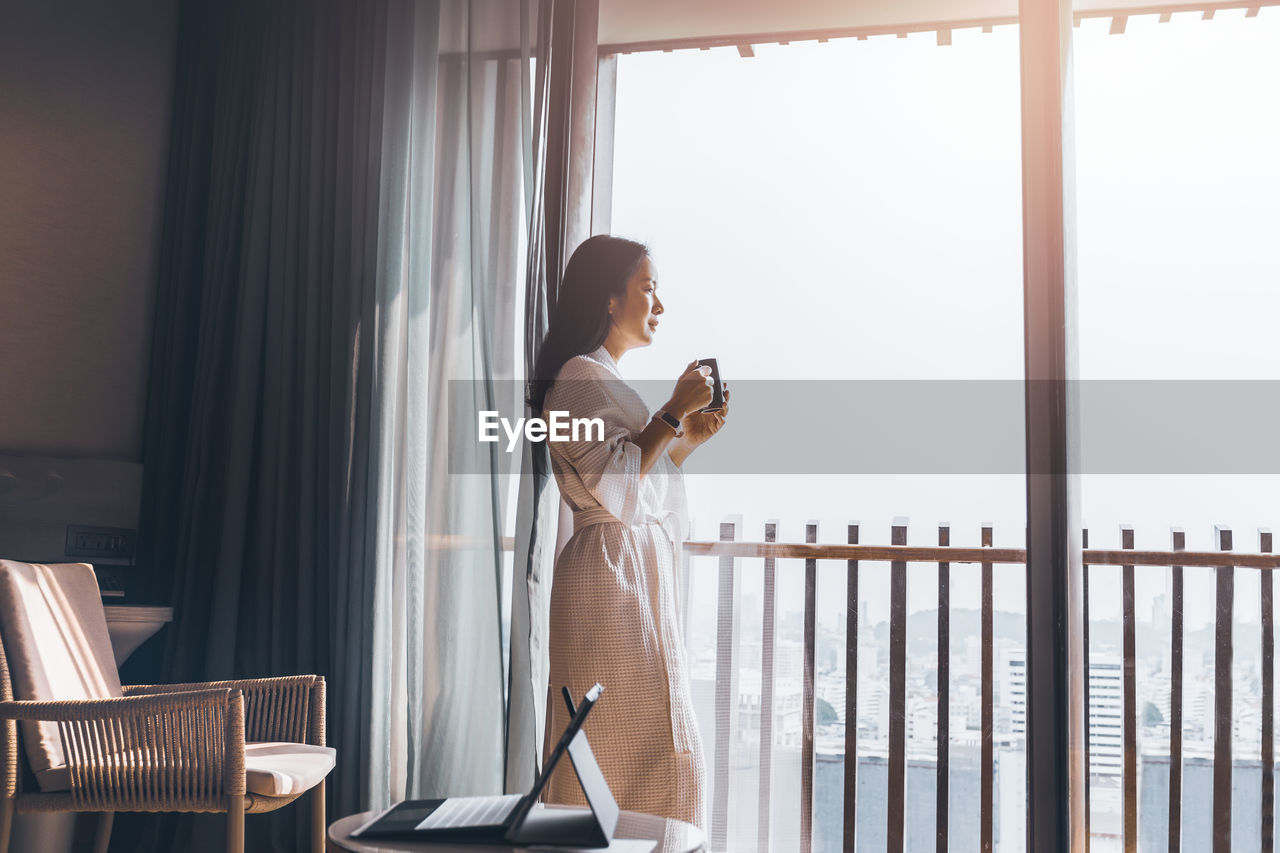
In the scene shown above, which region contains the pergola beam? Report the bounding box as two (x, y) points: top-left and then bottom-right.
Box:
(598, 0), (1277, 55)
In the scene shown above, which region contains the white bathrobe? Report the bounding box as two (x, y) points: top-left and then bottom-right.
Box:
(541, 344), (706, 829)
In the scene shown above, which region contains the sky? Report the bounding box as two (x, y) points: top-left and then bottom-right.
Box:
(604, 9), (1280, 631)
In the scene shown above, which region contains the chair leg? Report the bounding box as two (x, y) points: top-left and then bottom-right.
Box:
(92, 812), (114, 853)
(227, 795), (244, 853)
(0, 797), (13, 853)
(310, 779), (326, 853)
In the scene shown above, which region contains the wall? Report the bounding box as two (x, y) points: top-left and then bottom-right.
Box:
(0, 0), (178, 462)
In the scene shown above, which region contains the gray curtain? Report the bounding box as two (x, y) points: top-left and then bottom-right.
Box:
(137, 0), (537, 848)
(137, 3), (405, 849)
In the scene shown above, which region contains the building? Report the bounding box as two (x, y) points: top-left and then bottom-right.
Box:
(1000, 648), (1027, 737)
(1089, 656), (1124, 777)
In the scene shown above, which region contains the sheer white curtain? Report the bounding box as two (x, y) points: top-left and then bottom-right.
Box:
(368, 0), (534, 805)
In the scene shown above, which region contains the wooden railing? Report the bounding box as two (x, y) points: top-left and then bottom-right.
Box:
(682, 517), (1277, 853)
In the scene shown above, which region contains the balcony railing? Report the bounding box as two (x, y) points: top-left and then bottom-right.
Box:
(681, 517), (1277, 853)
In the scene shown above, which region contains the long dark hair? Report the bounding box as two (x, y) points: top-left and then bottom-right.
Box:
(527, 235), (649, 414)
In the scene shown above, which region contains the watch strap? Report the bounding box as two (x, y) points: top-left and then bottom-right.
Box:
(654, 409), (682, 432)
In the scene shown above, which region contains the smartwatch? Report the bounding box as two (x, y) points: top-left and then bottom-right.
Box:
(653, 409), (682, 432)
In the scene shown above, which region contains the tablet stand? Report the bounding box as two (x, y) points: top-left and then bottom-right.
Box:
(505, 728), (620, 847)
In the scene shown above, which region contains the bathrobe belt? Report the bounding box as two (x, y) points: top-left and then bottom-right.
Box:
(572, 506), (683, 542)
(572, 507), (624, 529)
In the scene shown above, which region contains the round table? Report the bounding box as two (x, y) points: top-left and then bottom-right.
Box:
(328, 807), (706, 853)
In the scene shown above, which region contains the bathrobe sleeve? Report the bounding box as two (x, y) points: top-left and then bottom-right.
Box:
(544, 356), (653, 527)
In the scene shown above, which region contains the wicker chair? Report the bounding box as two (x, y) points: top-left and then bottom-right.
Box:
(0, 560), (331, 853)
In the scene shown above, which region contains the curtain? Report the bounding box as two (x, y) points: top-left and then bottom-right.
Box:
(371, 0), (533, 803)
(136, 0), (535, 849)
(136, 3), (396, 848)
(505, 0), (603, 793)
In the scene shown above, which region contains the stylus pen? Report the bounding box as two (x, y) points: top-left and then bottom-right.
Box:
(564, 683), (603, 722)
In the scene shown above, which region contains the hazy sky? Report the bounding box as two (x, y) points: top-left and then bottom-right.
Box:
(606, 10), (1280, 630)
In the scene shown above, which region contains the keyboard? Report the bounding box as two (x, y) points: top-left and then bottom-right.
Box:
(416, 793), (523, 830)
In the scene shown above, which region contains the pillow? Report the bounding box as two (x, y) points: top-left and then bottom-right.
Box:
(0, 560), (123, 788)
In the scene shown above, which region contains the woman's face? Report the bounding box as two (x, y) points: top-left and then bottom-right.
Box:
(607, 255), (663, 351)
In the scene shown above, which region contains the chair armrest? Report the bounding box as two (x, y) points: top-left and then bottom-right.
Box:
(124, 675), (325, 746)
(0, 688), (231, 722)
(0, 688), (247, 810)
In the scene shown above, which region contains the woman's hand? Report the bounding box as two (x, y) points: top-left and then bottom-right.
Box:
(665, 361), (715, 418)
(678, 381), (729, 446)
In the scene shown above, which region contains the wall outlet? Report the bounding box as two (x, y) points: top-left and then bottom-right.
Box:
(65, 525), (135, 559)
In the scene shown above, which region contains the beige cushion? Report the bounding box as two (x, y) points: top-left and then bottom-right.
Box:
(0, 560), (122, 783)
(244, 742), (336, 796)
(32, 764), (73, 792)
(37, 741), (335, 796)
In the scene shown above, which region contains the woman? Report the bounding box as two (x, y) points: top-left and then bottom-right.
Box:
(527, 235), (730, 829)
